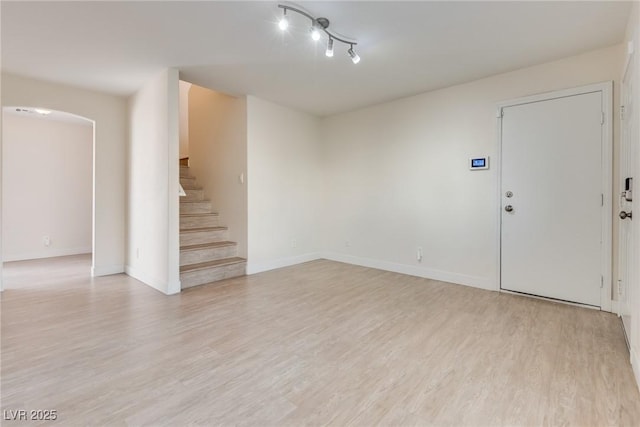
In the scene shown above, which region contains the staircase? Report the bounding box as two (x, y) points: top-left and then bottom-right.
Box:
(179, 165), (246, 289)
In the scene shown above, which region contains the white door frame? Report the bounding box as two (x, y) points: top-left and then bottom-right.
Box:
(618, 50), (635, 319)
(496, 81), (613, 312)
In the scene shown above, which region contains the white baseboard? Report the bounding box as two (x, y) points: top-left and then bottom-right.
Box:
(125, 265), (174, 295)
(320, 251), (496, 291)
(167, 279), (181, 295)
(611, 300), (620, 316)
(632, 347), (640, 393)
(92, 264), (125, 277)
(4, 247), (92, 262)
(246, 252), (322, 275)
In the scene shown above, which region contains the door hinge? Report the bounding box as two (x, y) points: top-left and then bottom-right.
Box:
(601, 193), (604, 206)
(601, 111), (605, 125)
(496, 108), (504, 118)
(601, 276), (604, 288)
(621, 105), (625, 121)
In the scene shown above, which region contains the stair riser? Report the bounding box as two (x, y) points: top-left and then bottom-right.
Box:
(180, 201), (213, 214)
(182, 189), (204, 202)
(180, 178), (198, 190)
(180, 229), (228, 246)
(180, 215), (218, 230)
(180, 245), (237, 266)
(180, 171), (192, 178)
(181, 262), (246, 289)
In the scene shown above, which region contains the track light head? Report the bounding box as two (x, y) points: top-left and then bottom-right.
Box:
(326, 38), (334, 57)
(310, 21), (321, 41)
(278, 9), (288, 30)
(348, 46), (360, 64)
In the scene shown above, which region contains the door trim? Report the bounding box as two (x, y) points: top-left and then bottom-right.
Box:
(618, 48), (634, 324)
(496, 82), (613, 312)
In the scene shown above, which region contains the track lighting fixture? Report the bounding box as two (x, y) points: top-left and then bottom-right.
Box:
(326, 38), (334, 57)
(277, 4), (360, 64)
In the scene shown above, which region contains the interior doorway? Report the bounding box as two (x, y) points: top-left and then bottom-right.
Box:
(1, 107), (95, 288)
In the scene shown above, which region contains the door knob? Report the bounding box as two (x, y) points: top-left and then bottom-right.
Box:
(620, 211), (633, 220)
(505, 205), (514, 213)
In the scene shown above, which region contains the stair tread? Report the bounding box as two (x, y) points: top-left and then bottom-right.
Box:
(180, 200), (211, 204)
(181, 241), (236, 250)
(180, 226), (227, 233)
(180, 257), (246, 273)
(180, 212), (219, 217)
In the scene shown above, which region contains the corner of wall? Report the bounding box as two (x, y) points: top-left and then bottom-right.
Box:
(167, 68), (181, 292)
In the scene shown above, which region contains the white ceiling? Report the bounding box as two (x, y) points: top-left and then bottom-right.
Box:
(1, 1), (631, 116)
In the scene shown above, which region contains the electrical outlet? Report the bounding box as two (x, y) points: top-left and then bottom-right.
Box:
(345, 240), (351, 247)
(291, 239), (297, 248)
(417, 247), (423, 262)
(43, 236), (51, 247)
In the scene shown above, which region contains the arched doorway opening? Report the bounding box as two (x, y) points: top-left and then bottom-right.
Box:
(1, 106), (95, 288)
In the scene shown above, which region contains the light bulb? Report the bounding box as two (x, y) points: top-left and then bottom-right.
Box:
(310, 21), (321, 41)
(325, 38), (334, 57)
(278, 10), (288, 30)
(348, 47), (360, 64)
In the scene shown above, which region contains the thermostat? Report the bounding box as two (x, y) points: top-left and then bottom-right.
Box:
(469, 157), (489, 170)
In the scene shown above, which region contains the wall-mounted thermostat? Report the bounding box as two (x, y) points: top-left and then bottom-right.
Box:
(469, 156), (489, 170)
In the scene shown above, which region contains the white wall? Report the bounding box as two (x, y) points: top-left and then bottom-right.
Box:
(188, 85), (247, 257)
(246, 96), (321, 273)
(127, 68), (180, 295)
(320, 44), (624, 291)
(624, 1), (640, 390)
(2, 113), (92, 261)
(179, 80), (191, 159)
(1, 73), (127, 278)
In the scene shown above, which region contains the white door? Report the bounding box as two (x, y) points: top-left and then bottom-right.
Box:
(501, 90), (605, 307)
(619, 55), (635, 338)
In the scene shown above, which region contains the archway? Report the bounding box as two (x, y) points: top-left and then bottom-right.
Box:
(1, 106), (95, 288)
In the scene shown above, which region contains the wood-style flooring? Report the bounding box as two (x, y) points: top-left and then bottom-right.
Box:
(2, 255), (640, 426)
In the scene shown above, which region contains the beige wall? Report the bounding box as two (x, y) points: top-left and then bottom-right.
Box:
(246, 96), (321, 273)
(2, 113), (92, 261)
(179, 80), (191, 159)
(127, 68), (180, 295)
(188, 84), (248, 258)
(1, 73), (127, 278)
(320, 44), (624, 291)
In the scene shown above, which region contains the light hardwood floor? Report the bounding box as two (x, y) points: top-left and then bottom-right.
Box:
(2, 255), (640, 426)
